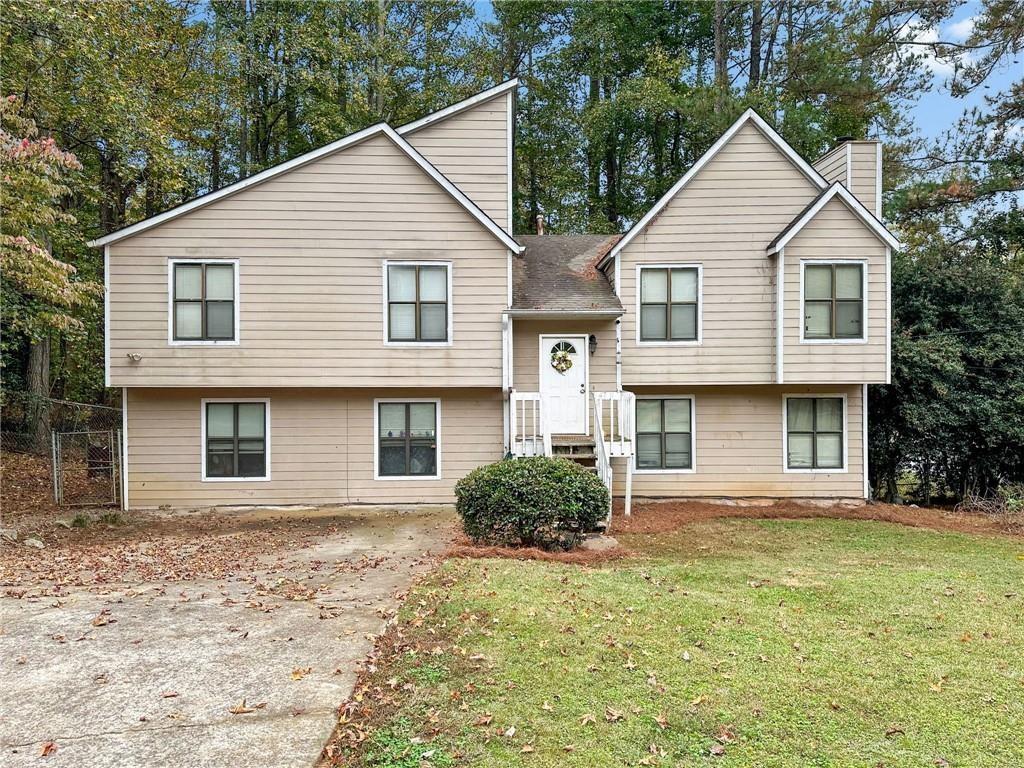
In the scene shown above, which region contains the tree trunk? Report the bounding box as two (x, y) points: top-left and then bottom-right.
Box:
(586, 73), (601, 220)
(749, 0), (762, 90)
(713, 0), (728, 114)
(27, 336), (51, 452)
(602, 76), (618, 226)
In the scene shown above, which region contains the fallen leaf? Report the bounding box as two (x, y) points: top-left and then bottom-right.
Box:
(580, 712), (597, 725)
(291, 667), (312, 680)
(228, 699), (266, 714)
(40, 741), (57, 757)
(885, 726), (905, 738)
(504, 725), (516, 738)
(541, 701), (553, 712)
(161, 691), (179, 698)
(654, 712), (669, 729)
(605, 706), (624, 722)
(710, 743), (726, 756)
(474, 713), (493, 726)
(521, 744), (534, 753)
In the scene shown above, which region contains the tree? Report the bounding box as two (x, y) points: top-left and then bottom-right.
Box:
(0, 97), (100, 444)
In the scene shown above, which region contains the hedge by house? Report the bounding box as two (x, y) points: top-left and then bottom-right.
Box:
(454, 456), (608, 550)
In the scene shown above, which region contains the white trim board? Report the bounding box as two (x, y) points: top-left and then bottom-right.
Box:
(88, 124), (523, 254)
(381, 260), (454, 347)
(167, 259), (241, 347)
(599, 108), (828, 269)
(373, 398), (443, 481)
(634, 263), (703, 346)
(396, 79), (518, 135)
(767, 182), (901, 255)
(103, 245), (111, 387)
(781, 393), (849, 474)
(200, 398), (272, 482)
(633, 395), (697, 474)
(862, 383), (870, 499)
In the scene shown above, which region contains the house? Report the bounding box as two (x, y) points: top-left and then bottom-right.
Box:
(91, 79), (899, 514)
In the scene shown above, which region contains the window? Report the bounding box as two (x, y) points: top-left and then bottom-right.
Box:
(386, 263), (449, 342)
(172, 261), (237, 342)
(639, 266), (700, 342)
(376, 401), (439, 477)
(786, 397), (844, 470)
(203, 401), (269, 480)
(635, 398), (694, 470)
(803, 263), (864, 340)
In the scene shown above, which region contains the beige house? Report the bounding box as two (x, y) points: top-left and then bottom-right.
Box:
(92, 80), (900, 513)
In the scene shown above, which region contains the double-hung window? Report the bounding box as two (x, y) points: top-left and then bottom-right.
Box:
(172, 261), (237, 342)
(785, 396), (844, 470)
(635, 398), (694, 470)
(802, 263), (864, 340)
(386, 263), (449, 343)
(203, 400), (269, 480)
(639, 266), (700, 342)
(377, 400), (439, 478)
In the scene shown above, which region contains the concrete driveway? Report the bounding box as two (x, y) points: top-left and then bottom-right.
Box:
(0, 506), (454, 767)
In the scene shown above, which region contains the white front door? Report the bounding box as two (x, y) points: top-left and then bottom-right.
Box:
(539, 335), (588, 434)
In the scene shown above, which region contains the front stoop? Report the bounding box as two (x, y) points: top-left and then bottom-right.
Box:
(550, 434), (597, 469)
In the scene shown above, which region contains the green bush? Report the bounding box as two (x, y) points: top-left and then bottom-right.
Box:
(454, 457), (609, 550)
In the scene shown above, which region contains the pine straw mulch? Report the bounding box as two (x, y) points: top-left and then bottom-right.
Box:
(611, 498), (1023, 537)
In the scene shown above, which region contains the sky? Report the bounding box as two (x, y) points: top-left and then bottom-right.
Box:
(909, 3), (1020, 140)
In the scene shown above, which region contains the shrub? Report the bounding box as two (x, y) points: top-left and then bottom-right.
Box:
(454, 457), (609, 550)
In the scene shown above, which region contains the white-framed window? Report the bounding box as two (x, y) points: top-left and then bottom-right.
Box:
(374, 398), (441, 480)
(200, 398), (270, 481)
(168, 259), (240, 346)
(382, 261), (452, 346)
(783, 394), (847, 472)
(800, 260), (867, 343)
(635, 264), (702, 345)
(634, 396), (696, 473)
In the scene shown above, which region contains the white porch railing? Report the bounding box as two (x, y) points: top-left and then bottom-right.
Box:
(593, 391), (635, 457)
(510, 389), (635, 524)
(510, 390), (547, 456)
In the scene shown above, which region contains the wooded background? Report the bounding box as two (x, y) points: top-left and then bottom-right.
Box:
(2, 0), (1022, 501)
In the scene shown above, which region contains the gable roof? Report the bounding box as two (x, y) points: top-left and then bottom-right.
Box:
(512, 235), (623, 315)
(597, 108), (828, 269)
(88, 86), (523, 252)
(397, 79), (517, 135)
(766, 182), (901, 254)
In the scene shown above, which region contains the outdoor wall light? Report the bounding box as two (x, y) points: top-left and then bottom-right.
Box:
(589, 334), (597, 355)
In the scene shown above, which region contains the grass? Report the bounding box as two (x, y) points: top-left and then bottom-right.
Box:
(332, 518), (1024, 767)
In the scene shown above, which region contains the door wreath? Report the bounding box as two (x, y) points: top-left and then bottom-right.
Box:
(550, 342), (575, 374)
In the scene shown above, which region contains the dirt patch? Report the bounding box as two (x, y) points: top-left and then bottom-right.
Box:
(612, 498), (1022, 537)
(446, 533), (629, 565)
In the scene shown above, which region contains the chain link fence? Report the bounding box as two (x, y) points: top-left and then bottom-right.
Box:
(1, 392), (122, 511)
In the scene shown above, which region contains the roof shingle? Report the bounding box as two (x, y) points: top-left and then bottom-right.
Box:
(512, 235), (622, 313)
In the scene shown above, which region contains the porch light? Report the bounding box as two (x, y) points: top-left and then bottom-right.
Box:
(589, 334), (597, 355)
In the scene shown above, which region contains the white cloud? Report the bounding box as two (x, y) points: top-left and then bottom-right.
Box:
(946, 16), (976, 42)
(910, 25), (956, 75)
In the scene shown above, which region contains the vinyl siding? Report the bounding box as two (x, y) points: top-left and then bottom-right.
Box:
(512, 319), (616, 392)
(403, 91), (510, 230)
(813, 145), (848, 186)
(848, 141), (881, 216)
(108, 134), (509, 388)
(618, 121), (822, 385)
(125, 387), (503, 508)
(782, 197), (888, 383)
(613, 384), (864, 498)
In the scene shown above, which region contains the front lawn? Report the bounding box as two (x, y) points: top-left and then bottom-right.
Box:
(327, 516), (1023, 767)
